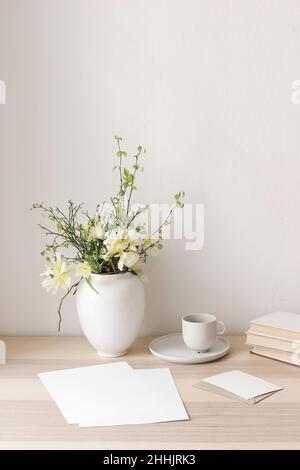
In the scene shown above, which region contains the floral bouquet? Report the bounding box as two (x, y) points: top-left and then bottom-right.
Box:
(32, 136), (184, 330)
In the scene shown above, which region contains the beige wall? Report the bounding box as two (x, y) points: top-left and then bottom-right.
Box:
(1, 0), (300, 335)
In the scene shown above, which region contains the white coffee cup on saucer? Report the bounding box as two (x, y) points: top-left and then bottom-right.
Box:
(182, 313), (226, 352)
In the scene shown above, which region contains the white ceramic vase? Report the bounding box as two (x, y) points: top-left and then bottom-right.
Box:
(76, 272), (145, 357)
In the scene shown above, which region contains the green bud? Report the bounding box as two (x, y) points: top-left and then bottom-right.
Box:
(117, 150), (127, 157)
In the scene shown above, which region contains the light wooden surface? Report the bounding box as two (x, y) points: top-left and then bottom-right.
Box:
(0, 335), (300, 450)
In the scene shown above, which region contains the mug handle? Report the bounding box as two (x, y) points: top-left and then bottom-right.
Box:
(217, 321), (225, 335)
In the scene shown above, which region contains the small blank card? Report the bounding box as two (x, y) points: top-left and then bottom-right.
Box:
(195, 370), (283, 404)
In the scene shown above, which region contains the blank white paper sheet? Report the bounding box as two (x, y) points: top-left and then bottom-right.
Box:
(38, 362), (136, 424)
(79, 367), (188, 427)
(38, 362), (188, 427)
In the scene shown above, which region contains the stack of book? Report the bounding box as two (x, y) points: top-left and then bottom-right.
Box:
(246, 311), (300, 366)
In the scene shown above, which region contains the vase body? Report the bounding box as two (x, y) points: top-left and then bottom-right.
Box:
(76, 272), (145, 357)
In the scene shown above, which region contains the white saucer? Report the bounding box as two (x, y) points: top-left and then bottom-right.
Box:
(149, 333), (230, 364)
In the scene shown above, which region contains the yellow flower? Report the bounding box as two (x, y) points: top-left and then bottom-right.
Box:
(41, 254), (71, 293)
(118, 250), (139, 271)
(76, 261), (91, 279)
(104, 228), (144, 256)
(104, 232), (129, 255)
(111, 240), (129, 255)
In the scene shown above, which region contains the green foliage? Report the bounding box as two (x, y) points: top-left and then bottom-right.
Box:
(117, 150), (127, 158)
(85, 276), (99, 294)
(175, 191), (185, 208)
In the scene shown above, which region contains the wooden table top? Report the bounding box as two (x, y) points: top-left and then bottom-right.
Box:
(0, 335), (300, 450)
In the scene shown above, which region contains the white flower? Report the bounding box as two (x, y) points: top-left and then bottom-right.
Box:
(40, 254), (71, 293)
(41, 264), (54, 277)
(104, 227), (145, 256)
(118, 250), (139, 271)
(116, 227), (127, 239)
(76, 261), (91, 278)
(127, 228), (142, 245)
(90, 222), (104, 239)
(104, 230), (129, 255)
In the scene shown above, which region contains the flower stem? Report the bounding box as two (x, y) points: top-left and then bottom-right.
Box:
(57, 280), (81, 332)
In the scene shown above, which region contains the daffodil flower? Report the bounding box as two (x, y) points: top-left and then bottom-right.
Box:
(104, 231), (129, 255)
(76, 261), (91, 279)
(118, 250), (139, 271)
(40, 254), (71, 293)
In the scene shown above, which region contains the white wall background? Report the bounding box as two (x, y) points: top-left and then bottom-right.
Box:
(1, 0), (300, 336)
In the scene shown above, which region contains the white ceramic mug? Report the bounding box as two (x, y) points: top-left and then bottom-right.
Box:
(182, 313), (226, 352)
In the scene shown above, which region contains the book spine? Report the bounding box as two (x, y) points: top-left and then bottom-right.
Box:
(251, 349), (300, 367)
(246, 334), (300, 353)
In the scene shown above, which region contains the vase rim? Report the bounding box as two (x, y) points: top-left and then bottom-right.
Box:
(90, 271), (133, 280)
